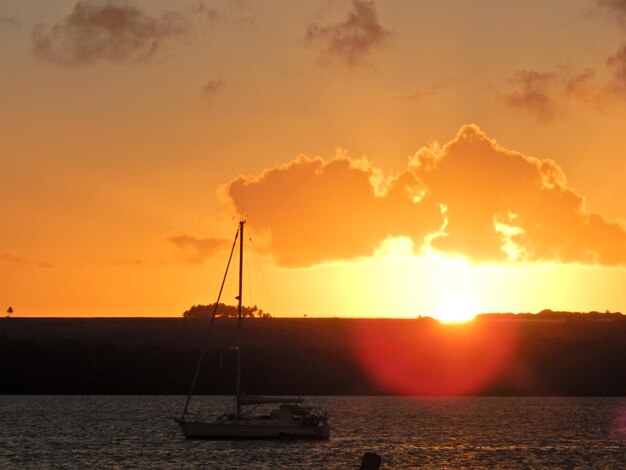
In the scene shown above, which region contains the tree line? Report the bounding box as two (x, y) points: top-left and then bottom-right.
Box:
(182, 303), (272, 319)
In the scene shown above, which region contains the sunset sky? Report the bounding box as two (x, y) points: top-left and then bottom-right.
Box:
(1, 0), (626, 318)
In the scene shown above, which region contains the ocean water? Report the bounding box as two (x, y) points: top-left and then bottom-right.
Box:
(0, 396), (624, 469)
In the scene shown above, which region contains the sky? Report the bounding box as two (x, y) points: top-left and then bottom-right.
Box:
(1, 0), (626, 318)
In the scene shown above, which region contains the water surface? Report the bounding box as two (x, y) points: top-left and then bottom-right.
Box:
(1, 396), (624, 468)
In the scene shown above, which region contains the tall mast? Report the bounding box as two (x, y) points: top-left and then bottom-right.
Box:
(235, 219), (245, 418)
(180, 226), (239, 421)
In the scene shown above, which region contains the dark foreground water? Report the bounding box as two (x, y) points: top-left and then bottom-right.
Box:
(0, 396), (624, 469)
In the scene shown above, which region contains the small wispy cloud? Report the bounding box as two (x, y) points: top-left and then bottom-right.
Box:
(608, 44), (626, 89)
(113, 258), (144, 266)
(500, 1), (626, 120)
(191, 1), (220, 28)
(190, 0), (252, 28)
(203, 78), (223, 103)
(167, 234), (231, 264)
(501, 69), (564, 121)
(32, 0), (192, 66)
(500, 66), (609, 120)
(0, 251), (53, 268)
(405, 77), (455, 101)
(0, 16), (19, 29)
(306, 0), (391, 66)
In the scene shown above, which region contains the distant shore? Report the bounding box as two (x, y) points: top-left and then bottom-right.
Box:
(1, 314), (625, 396)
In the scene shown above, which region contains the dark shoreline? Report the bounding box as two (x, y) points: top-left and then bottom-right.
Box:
(1, 315), (625, 396)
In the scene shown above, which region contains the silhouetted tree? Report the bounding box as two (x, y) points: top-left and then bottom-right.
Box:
(183, 303), (271, 319)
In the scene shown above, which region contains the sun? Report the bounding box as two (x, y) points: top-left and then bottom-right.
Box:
(434, 292), (479, 324)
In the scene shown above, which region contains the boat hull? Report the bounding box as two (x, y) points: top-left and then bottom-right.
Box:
(176, 419), (330, 440)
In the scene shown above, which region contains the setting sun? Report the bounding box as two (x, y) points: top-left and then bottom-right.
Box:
(434, 292), (479, 323)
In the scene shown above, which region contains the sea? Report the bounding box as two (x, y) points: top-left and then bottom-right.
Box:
(0, 396), (624, 469)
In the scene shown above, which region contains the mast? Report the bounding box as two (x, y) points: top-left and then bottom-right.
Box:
(180, 226), (239, 421)
(235, 219), (245, 418)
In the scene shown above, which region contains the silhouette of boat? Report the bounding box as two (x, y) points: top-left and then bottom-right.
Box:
(175, 220), (330, 440)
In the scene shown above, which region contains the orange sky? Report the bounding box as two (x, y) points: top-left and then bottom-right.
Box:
(1, 0), (625, 318)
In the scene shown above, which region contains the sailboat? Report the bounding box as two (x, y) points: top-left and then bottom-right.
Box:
(175, 220), (330, 440)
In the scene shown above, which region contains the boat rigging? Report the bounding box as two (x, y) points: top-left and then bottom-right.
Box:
(175, 220), (330, 440)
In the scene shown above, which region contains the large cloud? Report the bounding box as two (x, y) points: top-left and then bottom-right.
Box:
(226, 156), (440, 267)
(411, 125), (626, 265)
(32, 0), (191, 65)
(220, 125), (626, 267)
(306, 0), (390, 66)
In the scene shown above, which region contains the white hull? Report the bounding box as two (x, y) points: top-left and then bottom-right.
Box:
(176, 418), (330, 440)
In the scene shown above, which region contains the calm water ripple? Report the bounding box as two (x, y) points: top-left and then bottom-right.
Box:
(0, 396), (624, 468)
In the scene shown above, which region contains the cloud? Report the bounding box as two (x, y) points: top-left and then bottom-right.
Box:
(405, 77), (455, 101)
(226, 154), (440, 267)
(191, 2), (220, 28)
(595, 0), (626, 95)
(0, 251), (53, 268)
(501, 0), (626, 119)
(500, 70), (562, 120)
(306, 0), (391, 66)
(596, 0), (626, 28)
(32, 0), (192, 66)
(0, 16), (19, 29)
(167, 234), (231, 264)
(410, 125), (626, 265)
(608, 44), (626, 89)
(500, 67), (608, 120)
(562, 68), (604, 106)
(192, 0), (252, 27)
(113, 258), (144, 266)
(221, 125), (626, 267)
(203, 79), (223, 101)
